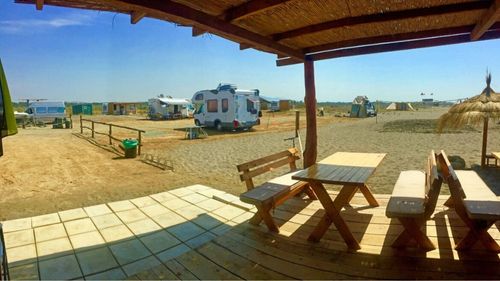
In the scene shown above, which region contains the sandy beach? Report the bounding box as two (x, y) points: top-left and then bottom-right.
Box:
(1, 107), (499, 220)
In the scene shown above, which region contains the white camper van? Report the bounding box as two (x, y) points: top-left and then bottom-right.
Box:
(25, 101), (66, 123)
(148, 96), (194, 120)
(192, 84), (260, 130)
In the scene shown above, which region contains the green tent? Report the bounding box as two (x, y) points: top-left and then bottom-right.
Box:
(0, 58), (17, 157)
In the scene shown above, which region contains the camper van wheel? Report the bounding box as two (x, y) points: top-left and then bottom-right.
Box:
(194, 119), (200, 126)
(215, 120), (223, 131)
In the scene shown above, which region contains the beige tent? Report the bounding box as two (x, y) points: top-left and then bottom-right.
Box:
(386, 102), (415, 111)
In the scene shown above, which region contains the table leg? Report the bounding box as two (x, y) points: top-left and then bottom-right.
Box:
(359, 184), (379, 207)
(308, 182), (360, 250)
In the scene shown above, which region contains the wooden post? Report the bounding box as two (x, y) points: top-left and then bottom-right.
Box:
(303, 58), (317, 168)
(481, 118), (489, 167)
(295, 110), (300, 138)
(109, 124), (112, 145)
(138, 131), (142, 155)
(80, 115), (83, 134)
(91, 121), (94, 138)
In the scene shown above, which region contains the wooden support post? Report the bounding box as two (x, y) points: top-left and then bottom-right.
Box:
(35, 0), (44, 10)
(80, 115), (83, 134)
(138, 131), (142, 155)
(109, 124), (112, 145)
(481, 118), (489, 167)
(91, 121), (95, 138)
(295, 110), (300, 138)
(303, 58), (317, 168)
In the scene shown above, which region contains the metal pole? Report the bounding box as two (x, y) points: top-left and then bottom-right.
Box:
(91, 121), (94, 138)
(80, 115), (83, 134)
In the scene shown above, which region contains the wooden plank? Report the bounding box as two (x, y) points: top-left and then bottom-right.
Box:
(175, 249), (240, 279)
(196, 242), (290, 279)
(493, 152), (500, 160)
(223, 226), (499, 279)
(191, 26), (206, 36)
(35, 0), (43, 10)
(164, 259), (197, 280)
(212, 232), (351, 279)
(319, 152), (386, 168)
(277, 29), (500, 66)
(271, 1), (490, 41)
(222, 0), (292, 22)
(240, 157), (294, 181)
(471, 0), (500, 40)
(130, 11), (146, 24)
(121, 0), (304, 59)
(302, 24), (497, 54)
(455, 171), (497, 200)
(293, 164), (375, 185)
(237, 149), (296, 172)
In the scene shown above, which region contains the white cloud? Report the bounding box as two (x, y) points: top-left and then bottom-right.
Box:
(0, 13), (96, 34)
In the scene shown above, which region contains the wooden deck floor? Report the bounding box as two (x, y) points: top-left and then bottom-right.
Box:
(131, 189), (500, 280)
(5, 185), (498, 279)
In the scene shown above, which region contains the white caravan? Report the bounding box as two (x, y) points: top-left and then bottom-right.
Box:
(192, 83), (260, 130)
(148, 96), (194, 120)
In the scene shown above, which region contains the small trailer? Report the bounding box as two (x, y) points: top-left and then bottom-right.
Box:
(192, 83), (260, 130)
(148, 96), (194, 120)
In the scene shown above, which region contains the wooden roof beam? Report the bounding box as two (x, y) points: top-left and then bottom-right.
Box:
(303, 23), (500, 54)
(240, 43), (252, 50)
(130, 11), (146, 24)
(35, 0), (43, 10)
(471, 0), (500, 40)
(116, 0), (303, 60)
(192, 27), (207, 37)
(223, 0), (292, 22)
(277, 29), (500, 66)
(272, 1), (490, 41)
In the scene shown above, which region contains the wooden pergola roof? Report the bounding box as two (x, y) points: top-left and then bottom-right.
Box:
(16, 0), (500, 66)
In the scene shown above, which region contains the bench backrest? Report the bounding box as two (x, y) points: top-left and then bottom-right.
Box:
(237, 148), (300, 190)
(424, 150), (443, 219)
(437, 150), (463, 200)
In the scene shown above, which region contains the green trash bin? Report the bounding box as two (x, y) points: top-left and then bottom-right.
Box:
(122, 139), (138, 158)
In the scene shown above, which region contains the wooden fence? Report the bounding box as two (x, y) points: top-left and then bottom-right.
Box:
(79, 116), (145, 155)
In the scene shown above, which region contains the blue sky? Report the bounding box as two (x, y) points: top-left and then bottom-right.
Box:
(1, 1), (499, 103)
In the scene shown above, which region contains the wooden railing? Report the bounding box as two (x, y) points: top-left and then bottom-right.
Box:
(79, 115), (146, 155)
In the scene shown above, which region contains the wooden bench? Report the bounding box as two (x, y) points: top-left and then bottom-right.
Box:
(386, 150), (443, 250)
(438, 150), (500, 252)
(237, 148), (317, 232)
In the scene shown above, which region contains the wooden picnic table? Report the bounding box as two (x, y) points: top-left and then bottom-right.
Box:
(292, 152), (386, 250)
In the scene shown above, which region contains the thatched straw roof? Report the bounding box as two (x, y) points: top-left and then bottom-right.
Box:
(14, 0), (500, 66)
(438, 73), (500, 130)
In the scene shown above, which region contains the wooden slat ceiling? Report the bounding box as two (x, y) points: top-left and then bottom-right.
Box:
(16, 0), (500, 66)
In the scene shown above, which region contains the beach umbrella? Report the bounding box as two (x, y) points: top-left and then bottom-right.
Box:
(437, 73), (500, 167)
